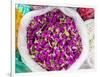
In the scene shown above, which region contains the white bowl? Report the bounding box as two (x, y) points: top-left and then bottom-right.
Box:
(18, 7), (89, 72)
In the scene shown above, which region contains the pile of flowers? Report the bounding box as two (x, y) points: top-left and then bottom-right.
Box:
(16, 9), (22, 49)
(27, 9), (82, 71)
(77, 8), (94, 21)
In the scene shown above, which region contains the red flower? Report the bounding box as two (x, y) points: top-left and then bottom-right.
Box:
(77, 8), (94, 21)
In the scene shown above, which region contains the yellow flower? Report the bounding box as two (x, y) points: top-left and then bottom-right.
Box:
(15, 9), (22, 49)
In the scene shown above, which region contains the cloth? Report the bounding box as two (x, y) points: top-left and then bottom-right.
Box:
(16, 49), (31, 73)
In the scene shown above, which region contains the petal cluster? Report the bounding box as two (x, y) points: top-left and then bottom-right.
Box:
(27, 9), (82, 71)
